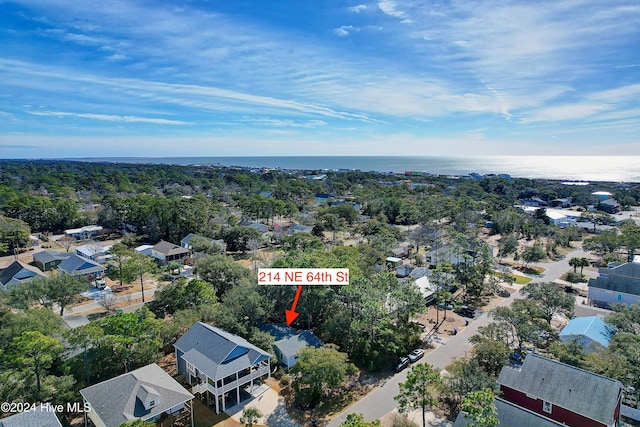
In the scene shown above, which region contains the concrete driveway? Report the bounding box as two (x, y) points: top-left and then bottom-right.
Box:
(226, 387), (301, 427)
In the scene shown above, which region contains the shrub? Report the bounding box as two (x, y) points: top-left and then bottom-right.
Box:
(566, 272), (584, 283)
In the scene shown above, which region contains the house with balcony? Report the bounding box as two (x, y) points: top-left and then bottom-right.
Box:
(498, 354), (622, 427)
(80, 363), (194, 427)
(174, 322), (271, 414)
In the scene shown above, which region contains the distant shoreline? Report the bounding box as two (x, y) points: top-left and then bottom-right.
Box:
(3, 155), (640, 183)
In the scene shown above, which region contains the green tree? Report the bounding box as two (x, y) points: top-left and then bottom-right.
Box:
(8, 274), (91, 315)
(442, 358), (495, 418)
(521, 282), (574, 325)
(395, 363), (441, 427)
(290, 345), (357, 408)
(12, 331), (63, 395)
(0, 215), (31, 257)
(469, 336), (511, 377)
(491, 299), (546, 352)
(239, 407), (263, 427)
(222, 226), (262, 253)
(460, 388), (499, 427)
(497, 235), (518, 264)
(195, 255), (253, 297)
(339, 413), (381, 427)
(520, 244), (545, 269)
(109, 243), (133, 286)
(122, 253), (158, 303)
(65, 322), (104, 386)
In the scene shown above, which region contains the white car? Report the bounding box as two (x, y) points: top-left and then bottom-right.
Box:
(408, 349), (424, 362)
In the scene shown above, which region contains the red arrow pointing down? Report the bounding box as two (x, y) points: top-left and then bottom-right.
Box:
(285, 285), (303, 326)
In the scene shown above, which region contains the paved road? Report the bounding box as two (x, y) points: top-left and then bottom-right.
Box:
(328, 247), (588, 426)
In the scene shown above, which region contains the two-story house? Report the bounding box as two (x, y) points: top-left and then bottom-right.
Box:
(588, 259), (640, 308)
(498, 354), (623, 427)
(174, 322), (271, 414)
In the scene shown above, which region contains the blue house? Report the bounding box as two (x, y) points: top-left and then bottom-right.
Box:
(560, 316), (611, 353)
(0, 260), (46, 289)
(260, 324), (322, 370)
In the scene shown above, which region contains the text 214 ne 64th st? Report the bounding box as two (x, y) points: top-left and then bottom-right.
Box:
(258, 268), (349, 285)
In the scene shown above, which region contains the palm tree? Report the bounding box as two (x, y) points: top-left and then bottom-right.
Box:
(240, 407), (262, 427)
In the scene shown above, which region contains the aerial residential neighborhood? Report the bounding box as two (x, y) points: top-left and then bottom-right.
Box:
(1, 161), (640, 427)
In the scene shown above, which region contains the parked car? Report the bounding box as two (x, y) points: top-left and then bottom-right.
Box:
(455, 304), (476, 318)
(408, 349), (425, 363)
(438, 301), (453, 310)
(395, 356), (410, 372)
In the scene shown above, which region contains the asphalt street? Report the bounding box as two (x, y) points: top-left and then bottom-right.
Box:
(328, 247), (589, 426)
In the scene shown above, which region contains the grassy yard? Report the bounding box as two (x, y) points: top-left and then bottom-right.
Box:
(508, 273), (533, 285)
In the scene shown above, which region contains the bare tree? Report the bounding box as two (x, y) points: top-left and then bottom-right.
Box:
(58, 235), (76, 253)
(97, 293), (120, 313)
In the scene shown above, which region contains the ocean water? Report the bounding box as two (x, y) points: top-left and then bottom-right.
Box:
(77, 156), (640, 183)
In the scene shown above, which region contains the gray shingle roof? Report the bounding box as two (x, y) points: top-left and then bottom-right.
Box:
(454, 397), (564, 427)
(174, 322), (270, 381)
(32, 250), (70, 265)
(498, 354), (622, 425)
(0, 260), (46, 287)
(79, 363), (193, 427)
(152, 240), (190, 256)
(0, 408), (63, 427)
(260, 324), (323, 359)
(58, 254), (105, 276)
(588, 261), (640, 296)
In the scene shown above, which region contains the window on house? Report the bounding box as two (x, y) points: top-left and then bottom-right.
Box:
(617, 294), (623, 301)
(186, 361), (194, 373)
(543, 401), (552, 413)
(149, 400), (155, 407)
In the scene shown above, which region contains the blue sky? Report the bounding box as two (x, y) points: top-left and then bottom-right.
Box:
(1, 0), (639, 158)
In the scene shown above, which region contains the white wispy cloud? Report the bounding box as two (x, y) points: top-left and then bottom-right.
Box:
(348, 5), (367, 13)
(333, 25), (356, 37)
(27, 110), (188, 125)
(378, 1), (405, 18)
(107, 53), (127, 61)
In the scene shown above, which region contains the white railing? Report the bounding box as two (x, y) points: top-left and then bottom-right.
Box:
(219, 365), (270, 395)
(191, 382), (208, 396)
(192, 364), (270, 396)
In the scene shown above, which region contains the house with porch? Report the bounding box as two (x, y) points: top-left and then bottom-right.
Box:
(58, 253), (106, 280)
(174, 322), (271, 414)
(0, 260), (46, 289)
(498, 354), (623, 427)
(588, 259), (640, 308)
(80, 363), (194, 427)
(151, 240), (191, 265)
